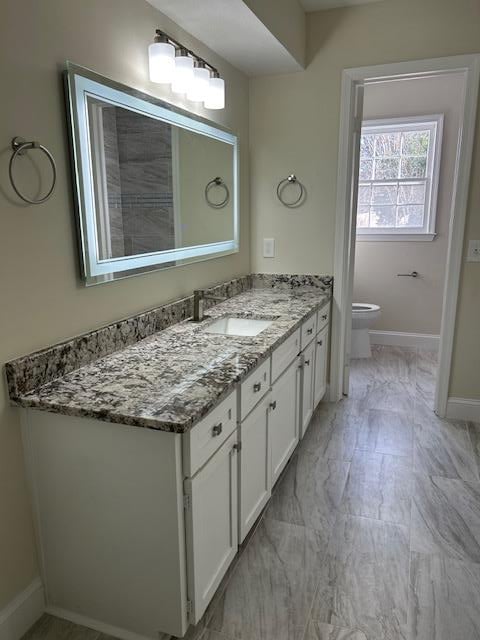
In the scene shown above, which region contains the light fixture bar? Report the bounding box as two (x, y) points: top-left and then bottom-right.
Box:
(149, 30), (225, 109)
(154, 30), (218, 74)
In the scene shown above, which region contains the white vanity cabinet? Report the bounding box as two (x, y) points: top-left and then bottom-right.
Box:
(238, 395), (271, 542)
(22, 390), (240, 640)
(313, 303), (330, 410)
(271, 328), (300, 383)
(300, 313), (317, 350)
(184, 430), (238, 624)
(183, 391), (239, 624)
(22, 409), (192, 639)
(313, 325), (328, 408)
(183, 389), (237, 477)
(238, 352), (300, 542)
(240, 358), (270, 418)
(270, 357), (301, 484)
(300, 340), (315, 437)
(299, 303), (330, 438)
(21, 301), (331, 640)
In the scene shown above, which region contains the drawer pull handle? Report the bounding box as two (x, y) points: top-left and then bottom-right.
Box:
(305, 359), (310, 366)
(269, 400), (277, 411)
(212, 423), (223, 437)
(321, 314), (327, 320)
(307, 327), (313, 335)
(317, 340), (323, 346)
(253, 382), (262, 392)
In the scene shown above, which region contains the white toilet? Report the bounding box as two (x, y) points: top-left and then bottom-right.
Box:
(351, 303), (381, 358)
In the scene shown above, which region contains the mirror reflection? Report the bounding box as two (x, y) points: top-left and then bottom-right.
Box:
(88, 98), (234, 261)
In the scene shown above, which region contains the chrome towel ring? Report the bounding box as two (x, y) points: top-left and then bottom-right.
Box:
(9, 136), (57, 205)
(205, 176), (230, 209)
(276, 174), (305, 208)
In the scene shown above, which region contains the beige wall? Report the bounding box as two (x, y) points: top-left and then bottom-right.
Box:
(0, 0), (249, 609)
(243, 0), (306, 67)
(353, 73), (464, 335)
(250, 0), (480, 398)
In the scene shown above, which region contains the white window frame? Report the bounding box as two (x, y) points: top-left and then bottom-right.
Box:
(356, 114), (444, 241)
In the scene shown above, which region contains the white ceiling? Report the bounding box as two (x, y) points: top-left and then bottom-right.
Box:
(300, 0), (383, 11)
(146, 0), (385, 76)
(146, 0), (304, 76)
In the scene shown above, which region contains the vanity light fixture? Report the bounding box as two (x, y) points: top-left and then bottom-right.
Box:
(149, 30), (225, 109)
(148, 32), (175, 83)
(205, 71), (225, 110)
(187, 61), (210, 102)
(172, 47), (194, 94)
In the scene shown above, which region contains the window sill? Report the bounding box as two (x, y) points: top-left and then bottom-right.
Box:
(356, 232), (437, 242)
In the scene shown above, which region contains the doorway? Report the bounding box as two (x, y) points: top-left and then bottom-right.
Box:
(330, 55), (480, 418)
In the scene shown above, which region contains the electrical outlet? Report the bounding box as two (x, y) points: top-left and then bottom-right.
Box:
(263, 238), (275, 258)
(467, 239), (480, 262)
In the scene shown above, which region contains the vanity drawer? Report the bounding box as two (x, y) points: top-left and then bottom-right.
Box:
(317, 303), (330, 332)
(301, 314), (317, 349)
(184, 390), (237, 477)
(271, 328), (300, 383)
(240, 358), (271, 420)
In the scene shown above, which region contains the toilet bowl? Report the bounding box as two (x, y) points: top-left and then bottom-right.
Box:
(351, 303), (381, 358)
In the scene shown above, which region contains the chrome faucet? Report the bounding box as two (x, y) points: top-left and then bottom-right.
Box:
(193, 289), (227, 322)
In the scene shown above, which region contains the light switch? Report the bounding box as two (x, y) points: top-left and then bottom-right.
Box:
(467, 239), (480, 262)
(263, 238), (275, 258)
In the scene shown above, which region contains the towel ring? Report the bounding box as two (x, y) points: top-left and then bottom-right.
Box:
(205, 177), (230, 209)
(9, 137), (57, 205)
(276, 174), (305, 208)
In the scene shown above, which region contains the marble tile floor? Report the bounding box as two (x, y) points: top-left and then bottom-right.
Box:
(23, 346), (480, 640)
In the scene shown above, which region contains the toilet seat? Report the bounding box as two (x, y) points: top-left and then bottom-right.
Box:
(352, 303), (380, 323)
(352, 303), (380, 314)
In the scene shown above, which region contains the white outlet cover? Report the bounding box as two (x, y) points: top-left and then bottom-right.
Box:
(263, 238), (275, 258)
(467, 239), (480, 262)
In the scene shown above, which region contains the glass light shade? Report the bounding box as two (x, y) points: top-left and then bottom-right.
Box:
(204, 76), (225, 110)
(172, 53), (194, 94)
(186, 66), (210, 102)
(148, 41), (175, 83)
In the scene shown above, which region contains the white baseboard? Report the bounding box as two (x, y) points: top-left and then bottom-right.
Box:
(446, 397), (480, 422)
(369, 330), (439, 350)
(0, 579), (44, 640)
(45, 607), (156, 640)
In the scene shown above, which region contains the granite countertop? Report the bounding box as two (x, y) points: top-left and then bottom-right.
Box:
(13, 288), (330, 433)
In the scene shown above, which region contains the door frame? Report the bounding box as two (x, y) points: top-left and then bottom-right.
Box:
(330, 54), (480, 417)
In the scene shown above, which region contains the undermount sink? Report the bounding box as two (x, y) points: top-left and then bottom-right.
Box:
(203, 317), (273, 337)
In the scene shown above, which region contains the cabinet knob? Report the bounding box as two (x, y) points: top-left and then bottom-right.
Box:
(233, 442), (241, 452)
(212, 423), (223, 437)
(304, 359), (310, 366)
(321, 314), (327, 320)
(269, 400), (277, 411)
(317, 340), (323, 346)
(253, 382), (262, 392)
(307, 327), (313, 335)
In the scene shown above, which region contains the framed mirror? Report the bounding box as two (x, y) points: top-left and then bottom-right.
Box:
(64, 63), (239, 285)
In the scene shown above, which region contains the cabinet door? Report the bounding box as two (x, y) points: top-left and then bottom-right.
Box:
(184, 431), (238, 624)
(239, 396), (271, 543)
(314, 325), (328, 409)
(300, 341), (315, 438)
(270, 358), (300, 485)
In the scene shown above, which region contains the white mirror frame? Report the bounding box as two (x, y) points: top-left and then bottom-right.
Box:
(65, 63), (239, 285)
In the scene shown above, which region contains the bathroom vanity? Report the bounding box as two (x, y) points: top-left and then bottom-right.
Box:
(7, 275), (331, 639)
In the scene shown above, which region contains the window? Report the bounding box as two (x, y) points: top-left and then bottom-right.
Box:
(356, 115), (443, 241)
